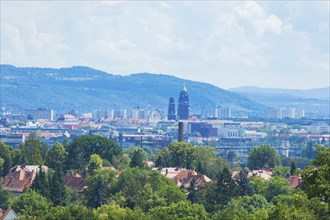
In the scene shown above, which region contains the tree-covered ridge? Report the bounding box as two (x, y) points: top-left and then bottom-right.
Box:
(0, 65), (264, 113)
(0, 136), (329, 219)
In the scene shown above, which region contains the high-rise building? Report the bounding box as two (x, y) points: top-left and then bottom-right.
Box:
(177, 84), (190, 120)
(25, 108), (54, 121)
(167, 97), (176, 120)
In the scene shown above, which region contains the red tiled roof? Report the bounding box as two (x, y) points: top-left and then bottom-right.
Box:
(64, 173), (86, 193)
(288, 176), (303, 189)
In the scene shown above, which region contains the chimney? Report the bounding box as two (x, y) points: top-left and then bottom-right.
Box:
(178, 122), (184, 142)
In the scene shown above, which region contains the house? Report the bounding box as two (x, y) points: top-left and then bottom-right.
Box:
(64, 173), (86, 195)
(153, 167), (212, 188)
(287, 175), (303, 189)
(1, 164), (48, 195)
(0, 208), (19, 220)
(248, 169), (273, 180)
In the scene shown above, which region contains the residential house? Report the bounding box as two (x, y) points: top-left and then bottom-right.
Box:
(1, 164), (48, 195)
(153, 167), (212, 188)
(0, 208), (18, 220)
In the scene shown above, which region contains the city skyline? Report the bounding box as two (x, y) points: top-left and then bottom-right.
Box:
(1, 1), (329, 90)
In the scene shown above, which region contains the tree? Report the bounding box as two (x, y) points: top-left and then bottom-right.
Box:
(205, 167), (239, 211)
(85, 169), (116, 208)
(247, 144), (281, 169)
(94, 204), (148, 220)
(290, 160), (296, 175)
(265, 177), (292, 202)
(134, 183), (165, 211)
(11, 190), (51, 219)
(49, 167), (67, 206)
(87, 154), (103, 175)
(44, 204), (94, 220)
(271, 191), (329, 219)
(148, 201), (208, 220)
(0, 141), (17, 177)
(45, 142), (66, 171)
(111, 168), (186, 209)
(31, 165), (50, 199)
(301, 145), (330, 203)
(20, 138), (44, 165)
(130, 147), (145, 168)
(272, 166), (290, 178)
(227, 151), (237, 162)
(65, 135), (122, 171)
(235, 169), (254, 196)
(187, 178), (201, 204)
(0, 185), (12, 211)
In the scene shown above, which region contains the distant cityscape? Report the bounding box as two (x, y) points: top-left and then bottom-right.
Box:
(1, 85), (328, 161)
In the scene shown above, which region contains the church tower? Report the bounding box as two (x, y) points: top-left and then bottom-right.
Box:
(177, 84), (190, 120)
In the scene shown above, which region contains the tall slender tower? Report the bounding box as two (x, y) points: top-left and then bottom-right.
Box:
(167, 97), (176, 120)
(177, 84), (190, 120)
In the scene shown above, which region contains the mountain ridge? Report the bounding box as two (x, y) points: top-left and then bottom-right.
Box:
(0, 65), (264, 115)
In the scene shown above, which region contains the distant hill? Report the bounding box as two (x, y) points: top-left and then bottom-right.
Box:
(229, 86), (330, 118)
(0, 65), (264, 115)
(229, 86), (330, 99)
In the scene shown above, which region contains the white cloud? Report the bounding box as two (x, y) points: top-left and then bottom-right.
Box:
(0, 1), (328, 89)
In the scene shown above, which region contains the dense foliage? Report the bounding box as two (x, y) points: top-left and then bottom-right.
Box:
(0, 137), (329, 219)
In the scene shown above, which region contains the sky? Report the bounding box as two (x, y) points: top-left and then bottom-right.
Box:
(1, 1), (329, 89)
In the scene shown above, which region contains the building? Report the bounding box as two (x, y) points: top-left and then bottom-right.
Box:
(167, 97), (176, 120)
(1, 164), (49, 195)
(0, 208), (18, 220)
(153, 167), (212, 188)
(25, 108), (54, 121)
(93, 109), (108, 120)
(177, 84), (190, 120)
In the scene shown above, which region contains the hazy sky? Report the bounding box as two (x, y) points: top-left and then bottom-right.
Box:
(1, 1), (329, 89)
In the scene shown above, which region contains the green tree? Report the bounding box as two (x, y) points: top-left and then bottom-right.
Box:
(265, 177), (292, 202)
(85, 169), (116, 208)
(148, 201), (208, 220)
(301, 145), (330, 203)
(235, 169), (254, 196)
(272, 166), (290, 178)
(65, 135), (122, 171)
(0, 185), (12, 210)
(205, 167), (239, 211)
(87, 154), (103, 175)
(45, 142), (66, 171)
(130, 147), (145, 168)
(31, 165), (50, 199)
(250, 176), (267, 195)
(134, 183), (166, 211)
(272, 191), (329, 220)
(20, 138), (44, 165)
(227, 150), (237, 162)
(10, 190), (51, 219)
(290, 160), (296, 175)
(49, 167), (66, 206)
(187, 178), (201, 204)
(111, 168), (186, 209)
(44, 204), (94, 220)
(0, 141), (17, 177)
(94, 204), (148, 220)
(248, 144), (281, 169)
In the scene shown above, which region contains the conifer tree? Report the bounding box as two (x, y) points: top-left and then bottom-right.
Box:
(49, 166), (66, 206)
(187, 178), (200, 204)
(31, 165), (50, 200)
(216, 168), (239, 206)
(235, 169), (254, 196)
(290, 160), (296, 175)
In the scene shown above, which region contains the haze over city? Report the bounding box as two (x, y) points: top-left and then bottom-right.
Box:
(1, 1), (329, 89)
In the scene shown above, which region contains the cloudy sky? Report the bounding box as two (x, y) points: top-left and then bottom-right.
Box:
(1, 1), (329, 89)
